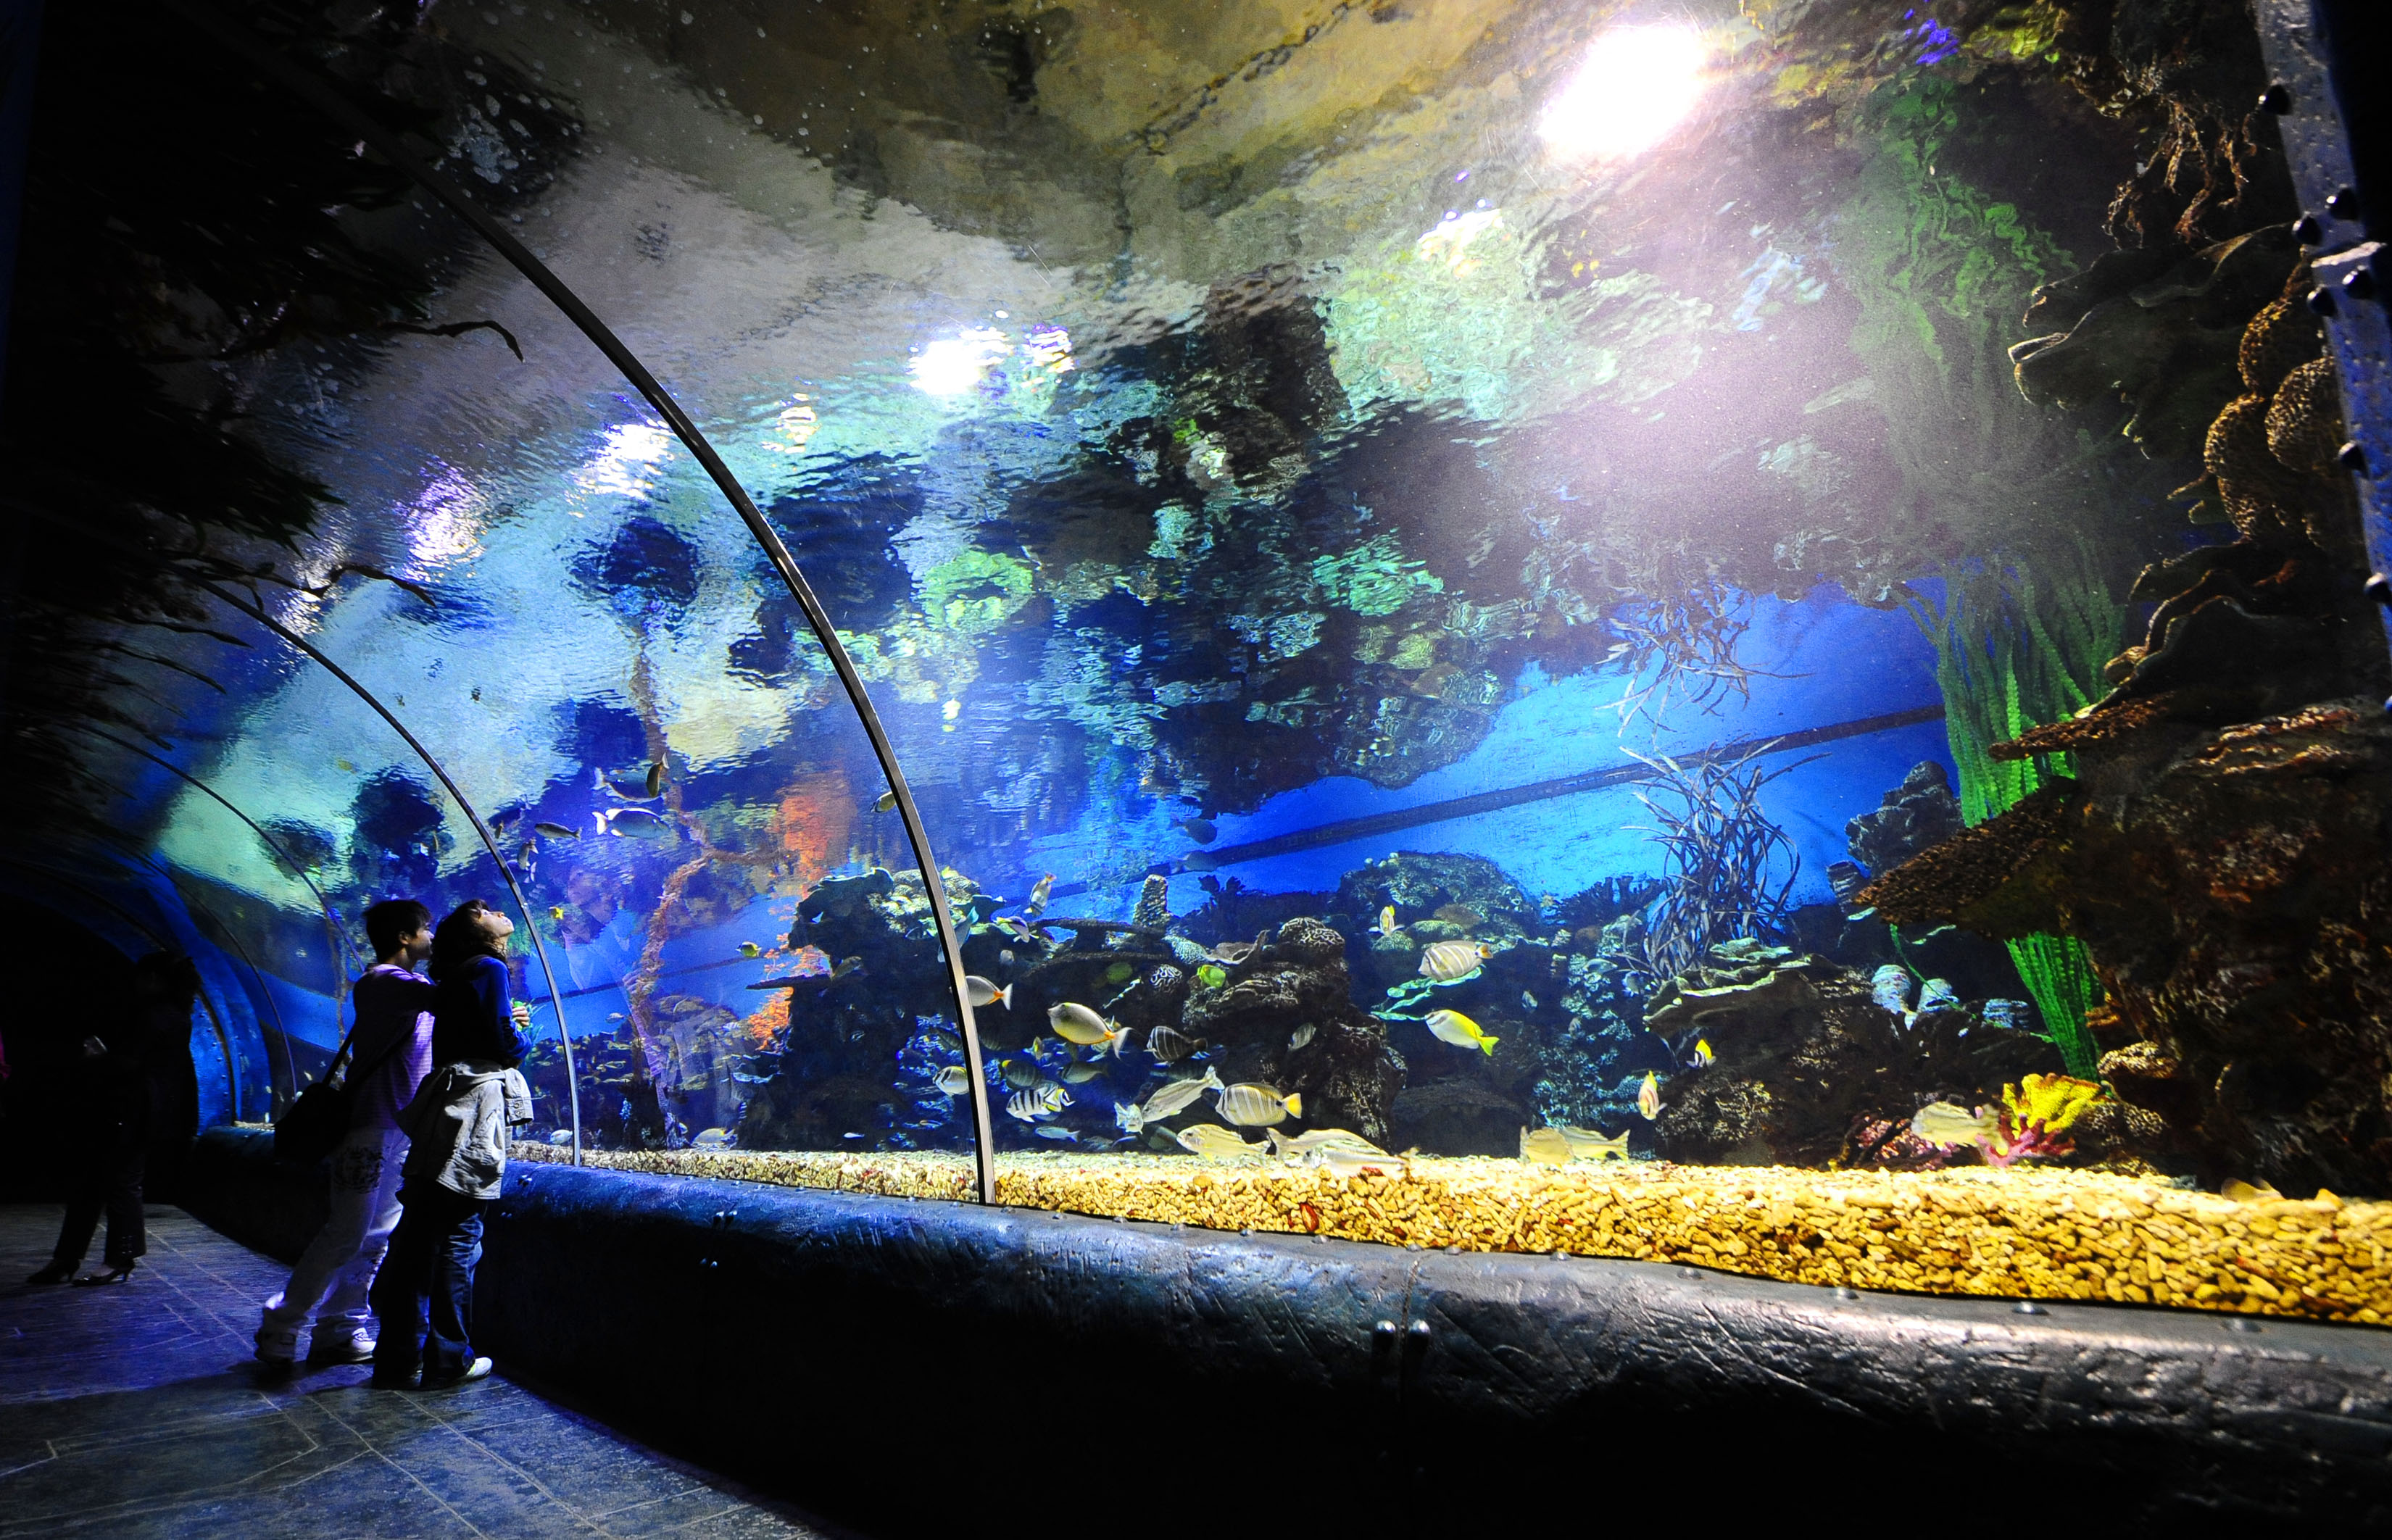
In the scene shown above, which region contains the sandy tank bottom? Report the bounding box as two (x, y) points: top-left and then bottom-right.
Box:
(510, 1143), (2392, 1327)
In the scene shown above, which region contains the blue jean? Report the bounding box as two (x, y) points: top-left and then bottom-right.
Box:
(369, 1184), (487, 1383)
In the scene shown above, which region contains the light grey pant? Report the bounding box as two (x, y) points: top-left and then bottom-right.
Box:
(259, 1125), (407, 1344)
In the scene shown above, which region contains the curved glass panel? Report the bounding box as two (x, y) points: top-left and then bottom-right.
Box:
(26, 0), (2390, 1324)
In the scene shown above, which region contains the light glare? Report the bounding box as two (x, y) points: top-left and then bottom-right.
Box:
(1538, 26), (1709, 161)
(910, 327), (1012, 397)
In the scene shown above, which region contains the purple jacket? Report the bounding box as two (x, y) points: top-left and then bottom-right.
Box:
(348, 963), (437, 1131)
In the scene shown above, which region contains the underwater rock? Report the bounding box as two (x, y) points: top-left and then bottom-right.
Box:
(1389, 1081), (1528, 1159)
(1180, 915), (1404, 1144)
(1845, 762), (1965, 880)
(1864, 700), (2392, 1193)
(1645, 939), (2057, 1167)
(1337, 851), (1541, 995)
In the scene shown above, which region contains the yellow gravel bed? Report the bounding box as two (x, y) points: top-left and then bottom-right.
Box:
(512, 1144), (2392, 1325)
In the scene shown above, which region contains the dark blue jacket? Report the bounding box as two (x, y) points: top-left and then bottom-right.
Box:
(431, 954), (531, 1069)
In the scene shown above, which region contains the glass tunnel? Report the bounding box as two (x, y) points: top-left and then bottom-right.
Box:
(10, 0), (2392, 1324)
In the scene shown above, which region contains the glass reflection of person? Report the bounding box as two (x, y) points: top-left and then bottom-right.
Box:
(28, 952), (201, 1286)
(254, 899), (439, 1368)
(370, 899), (533, 1389)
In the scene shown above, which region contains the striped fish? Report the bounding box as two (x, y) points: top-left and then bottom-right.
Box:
(1212, 1082), (1301, 1128)
(1005, 1084), (1073, 1123)
(1419, 941), (1492, 983)
(1145, 1024), (1199, 1063)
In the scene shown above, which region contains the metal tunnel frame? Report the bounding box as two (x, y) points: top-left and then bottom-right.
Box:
(196, 581), (586, 1165)
(157, 0), (998, 1199)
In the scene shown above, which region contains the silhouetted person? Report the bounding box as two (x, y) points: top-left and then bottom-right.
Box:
(370, 899), (532, 1389)
(255, 899), (438, 1368)
(28, 952), (201, 1286)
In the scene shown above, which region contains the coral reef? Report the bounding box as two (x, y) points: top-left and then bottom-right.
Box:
(1860, 702), (2392, 1194)
(1644, 939), (2058, 1168)
(518, 1143), (2392, 1326)
(1178, 916), (1405, 1145)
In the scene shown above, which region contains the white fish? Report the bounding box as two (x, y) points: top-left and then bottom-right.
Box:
(1034, 1125), (1079, 1142)
(1213, 1082), (1301, 1127)
(1423, 1009), (1498, 1056)
(1136, 1067), (1224, 1125)
(1909, 1101), (1992, 1147)
(1636, 1071), (1664, 1122)
(1289, 1023), (1316, 1051)
(599, 806), (673, 838)
(1268, 1127), (1385, 1162)
(1558, 1125), (1630, 1161)
(1049, 1002), (1128, 1055)
(1870, 965), (1913, 1018)
(964, 975), (1013, 1010)
(1175, 1124), (1266, 1162)
(1024, 874), (1054, 915)
(1310, 1146), (1408, 1179)
(692, 1128), (735, 1150)
(933, 1065), (973, 1096)
(1419, 941), (1492, 983)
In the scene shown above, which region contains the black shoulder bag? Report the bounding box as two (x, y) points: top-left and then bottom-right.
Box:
(273, 1023), (412, 1166)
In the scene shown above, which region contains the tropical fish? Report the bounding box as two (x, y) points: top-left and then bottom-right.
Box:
(739, 941), (761, 959)
(1424, 1009), (1498, 1056)
(1145, 1024), (1199, 1063)
(875, 789), (898, 813)
(1981, 998), (2030, 1031)
(1175, 1123), (1265, 1162)
(1521, 1126), (1571, 1165)
(1914, 978), (1961, 1016)
(599, 806), (673, 838)
(1024, 874), (1054, 915)
(1636, 1071), (1664, 1122)
(1289, 1023), (1316, 1051)
(1432, 904), (1484, 930)
(1558, 1125), (1631, 1161)
(998, 1058), (1045, 1091)
(1690, 1038), (1714, 1067)
(1062, 1062), (1105, 1084)
(933, 1065), (973, 1096)
(1035, 1125), (1079, 1141)
(1870, 965), (1913, 1018)
(1419, 941), (1492, 983)
(1195, 964), (1228, 991)
(1374, 905), (1401, 938)
(1176, 817), (1218, 844)
(1909, 1101), (1993, 1148)
(829, 956), (864, 982)
(1104, 961), (1135, 984)
(2222, 1178), (2281, 1203)
(692, 1128), (735, 1150)
(1268, 1127), (1384, 1162)
(1129, 1067), (1224, 1128)
(549, 906), (566, 922)
(533, 821), (579, 840)
(1311, 1146), (1409, 1179)
(646, 760), (665, 797)
(964, 975), (1014, 1010)
(1213, 1082), (1301, 1127)
(1006, 1084), (1072, 1122)
(1049, 1002), (1128, 1056)
(592, 763), (663, 803)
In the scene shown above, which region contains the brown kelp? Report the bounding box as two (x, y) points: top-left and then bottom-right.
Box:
(1624, 743), (1815, 985)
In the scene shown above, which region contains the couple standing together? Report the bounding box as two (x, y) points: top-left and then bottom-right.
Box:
(257, 896), (536, 1390)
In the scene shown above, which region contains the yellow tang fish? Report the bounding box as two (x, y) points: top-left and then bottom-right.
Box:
(1048, 1002), (1129, 1056)
(739, 941), (761, 959)
(1212, 1082), (1301, 1127)
(1558, 1125), (1630, 1161)
(1637, 1071), (1664, 1122)
(549, 906), (566, 922)
(1909, 1100), (1992, 1149)
(1424, 1009), (1498, 1056)
(1419, 941), (1492, 983)
(1176, 1123), (1266, 1162)
(2222, 1178), (2281, 1204)
(1520, 1126), (1571, 1165)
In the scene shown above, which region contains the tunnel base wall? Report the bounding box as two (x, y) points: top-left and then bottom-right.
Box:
(181, 1125), (2392, 1531)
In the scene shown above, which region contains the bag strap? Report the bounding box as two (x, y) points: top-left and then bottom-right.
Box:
(343, 1021), (418, 1091)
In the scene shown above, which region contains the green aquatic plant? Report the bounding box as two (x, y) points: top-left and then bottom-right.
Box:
(1905, 550), (2124, 1077)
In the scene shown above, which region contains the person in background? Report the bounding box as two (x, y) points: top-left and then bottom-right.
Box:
(370, 899), (533, 1389)
(28, 952), (201, 1286)
(254, 899), (438, 1369)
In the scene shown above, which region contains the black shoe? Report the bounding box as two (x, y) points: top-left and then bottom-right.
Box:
(26, 1260), (74, 1285)
(71, 1263), (134, 1287)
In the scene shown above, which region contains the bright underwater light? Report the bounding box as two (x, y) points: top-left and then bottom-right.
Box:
(1537, 25), (1709, 161)
(909, 327), (1012, 397)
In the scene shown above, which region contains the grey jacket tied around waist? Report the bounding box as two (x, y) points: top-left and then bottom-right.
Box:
(396, 1061), (533, 1201)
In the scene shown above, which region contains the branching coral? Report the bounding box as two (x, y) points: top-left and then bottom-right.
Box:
(1626, 744), (1814, 985)
(1980, 1073), (2104, 1168)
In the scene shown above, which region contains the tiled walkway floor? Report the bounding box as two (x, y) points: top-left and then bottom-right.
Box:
(0, 1206), (840, 1539)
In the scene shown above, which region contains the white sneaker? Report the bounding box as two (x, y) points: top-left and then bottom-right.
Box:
(254, 1318), (299, 1367)
(418, 1356), (492, 1389)
(307, 1329), (376, 1365)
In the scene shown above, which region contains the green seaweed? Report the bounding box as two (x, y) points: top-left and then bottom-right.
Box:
(1906, 548), (2122, 1077)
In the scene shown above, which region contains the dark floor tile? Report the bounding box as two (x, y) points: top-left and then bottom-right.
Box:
(459, 1415), (702, 1519)
(0, 1401), (366, 1535)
